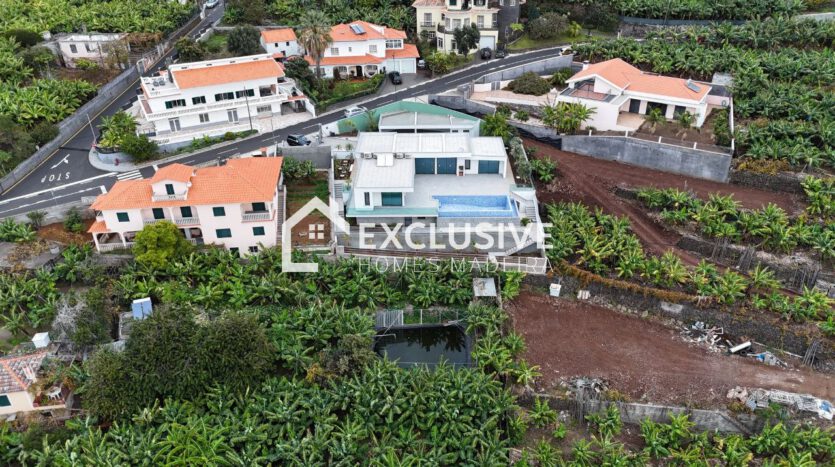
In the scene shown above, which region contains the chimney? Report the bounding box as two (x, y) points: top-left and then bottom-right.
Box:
(260, 147), (268, 157)
(582, 60), (590, 70)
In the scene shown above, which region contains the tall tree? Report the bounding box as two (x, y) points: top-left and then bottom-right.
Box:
(297, 11), (332, 79)
(227, 25), (262, 56)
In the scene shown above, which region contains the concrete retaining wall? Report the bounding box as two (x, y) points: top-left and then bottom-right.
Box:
(429, 94), (496, 117)
(561, 135), (731, 182)
(8, 200), (94, 225)
(476, 53), (573, 84)
(279, 145), (332, 169)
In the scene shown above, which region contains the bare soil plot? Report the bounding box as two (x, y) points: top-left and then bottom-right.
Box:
(508, 291), (835, 407)
(285, 173), (330, 247)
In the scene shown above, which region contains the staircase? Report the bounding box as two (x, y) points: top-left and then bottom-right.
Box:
(275, 188), (286, 244)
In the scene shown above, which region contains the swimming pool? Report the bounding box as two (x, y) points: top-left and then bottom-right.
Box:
(433, 195), (518, 218)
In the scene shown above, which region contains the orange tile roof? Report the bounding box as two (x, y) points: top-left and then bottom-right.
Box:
(150, 163), (193, 183)
(271, 52), (285, 59)
(330, 21), (385, 41)
(305, 54), (384, 66)
(172, 57), (285, 89)
(570, 58), (710, 102)
(386, 43), (420, 60)
(261, 28), (297, 43)
(91, 158), (283, 211)
(412, 0), (445, 6)
(0, 351), (48, 393)
(382, 28), (407, 40)
(88, 220), (109, 233)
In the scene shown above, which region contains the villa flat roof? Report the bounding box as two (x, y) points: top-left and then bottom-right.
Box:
(379, 110), (477, 129)
(355, 132), (505, 158)
(353, 156), (415, 190)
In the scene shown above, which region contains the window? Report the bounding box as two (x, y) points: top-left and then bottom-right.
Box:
(198, 113), (210, 123)
(381, 192), (402, 206)
(437, 37), (444, 48)
(116, 212), (130, 222)
(85, 43), (94, 52)
(216, 228), (232, 238)
(369, 44), (378, 54)
(286, 41), (290, 46)
(423, 13), (432, 25)
(213, 207), (225, 217)
(259, 86), (274, 97)
(230, 247), (239, 256)
(385, 39), (402, 49)
(428, 31), (436, 40)
(165, 184), (175, 195)
(364, 192), (371, 206)
(192, 96), (206, 105)
(330, 47), (339, 56)
(253, 226), (265, 236)
(214, 92), (234, 101)
(509, 0), (516, 5)
(180, 206), (193, 218)
(336, 66), (349, 74)
(227, 109), (239, 123)
(164, 99), (186, 109)
(348, 47), (352, 52)
(449, 0), (457, 6)
(274, 42), (279, 47)
(0, 395), (10, 407)
(477, 16), (484, 28)
(453, 19), (462, 29)
(235, 89), (255, 99)
(251, 202), (267, 212)
(451, 40), (457, 51)
(69, 44), (78, 54)
(465, 159), (471, 170)
(152, 208), (165, 220)
(256, 105), (271, 114)
(249, 246), (259, 253)
(168, 118), (181, 132)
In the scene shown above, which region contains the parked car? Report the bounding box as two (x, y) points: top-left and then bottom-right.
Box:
(417, 59), (426, 69)
(494, 49), (507, 59)
(388, 71), (402, 85)
(343, 106), (367, 118)
(480, 48), (492, 60)
(205, 0), (220, 8)
(286, 134), (311, 146)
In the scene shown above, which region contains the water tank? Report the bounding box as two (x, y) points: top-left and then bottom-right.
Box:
(131, 298), (153, 320)
(32, 332), (50, 349)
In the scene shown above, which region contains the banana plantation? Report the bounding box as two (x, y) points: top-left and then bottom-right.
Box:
(608, 0), (804, 20)
(573, 17), (835, 172)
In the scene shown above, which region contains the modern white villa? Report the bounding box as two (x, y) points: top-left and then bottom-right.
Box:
(557, 58), (716, 132)
(134, 54), (314, 148)
(413, 0), (501, 52)
(333, 132), (542, 256)
(259, 28), (302, 58)
(89, 158), (284, 255)
(304, 21), (420, 77)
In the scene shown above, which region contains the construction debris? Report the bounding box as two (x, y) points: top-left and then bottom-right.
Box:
(729, 387), (834, 421)
(729, 341), (751, 354)
(680, 321), (726, 352)
(750, 351), (786, 367)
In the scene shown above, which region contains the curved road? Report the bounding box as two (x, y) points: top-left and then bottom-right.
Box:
(0, 22), (563, 218)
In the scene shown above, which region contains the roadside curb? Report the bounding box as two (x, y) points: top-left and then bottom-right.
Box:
(88, 149), (138, 173)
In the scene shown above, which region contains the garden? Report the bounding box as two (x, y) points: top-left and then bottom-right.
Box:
(573, 17), (835, 174)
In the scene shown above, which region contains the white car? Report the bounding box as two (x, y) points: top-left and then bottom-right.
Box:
(343, 106), (367, 118)
(205, 0), (219, 8)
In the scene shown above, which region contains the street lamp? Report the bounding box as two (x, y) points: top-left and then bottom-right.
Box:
(242, 86), (253, 131)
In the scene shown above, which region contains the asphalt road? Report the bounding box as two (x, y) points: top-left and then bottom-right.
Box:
(0, 19), (563, 218)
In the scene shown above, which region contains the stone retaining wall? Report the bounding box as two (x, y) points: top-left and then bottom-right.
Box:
(729, 170), (805, 196)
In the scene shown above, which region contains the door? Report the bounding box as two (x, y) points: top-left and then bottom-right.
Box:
(415, 158), (435, 174)
(180, 206), (192, 218)
(152, 208), (165, 220)
(252, 202), (267, 212)
(478, 35), (496, 50)
(478, 160), (500, 174)
(381, 192), (402, 206)
(165, 184), (175, 195)
(628, 99), (641, 114)
(436, 157), (457, 174)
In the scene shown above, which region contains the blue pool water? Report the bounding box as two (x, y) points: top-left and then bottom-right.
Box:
(434, 195), (518, 218)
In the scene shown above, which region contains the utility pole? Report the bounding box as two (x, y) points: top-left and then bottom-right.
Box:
(243, 86), (253, 131)
(86, 113), (97, 142)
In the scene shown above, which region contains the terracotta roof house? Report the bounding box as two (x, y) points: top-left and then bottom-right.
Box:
(556, 58), (719, 132)
(89, 158), (285, 256)
(134, 54), (313, 149)
(260, 28), (302, 58)
(303, 21), (419, 78)
(0, 350), (66, 416)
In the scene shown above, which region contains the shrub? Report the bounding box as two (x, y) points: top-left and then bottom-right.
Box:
(29, 121), (58, 146)
(507, 72), (552, 95)
(530, 157), (557, 182)
(550, 69), (572, 87)
(26, 210), (46, 229)
(121, 134), (158, 162)
(175, 37), (205, 62)
(514, 110), (530, 121)
(283, 157), (316, 180)
(74, 58), (99, 70)
(227, 25), (261, 56)
(528, 12), (568, 40)
(2, 29), (42, 47)
(63, 207), (83, 233)
(133, 221), (193, 270)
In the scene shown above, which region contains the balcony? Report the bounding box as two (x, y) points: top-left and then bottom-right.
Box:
(152, 192), (187, 201)
(99, 242), (134, 252)
(242, 211), (272, 222)
(147, 92), (292, 120)
(420, 22), (435, 28)
(173, 217), (199, 226)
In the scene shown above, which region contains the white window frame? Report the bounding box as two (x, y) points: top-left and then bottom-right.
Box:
(369, 44), (378, 54)
(227, 109), (239, 123)
(330, 47), (339, 56)
(198, 113), (210, 123)
(168, 118), (181, 132)
(69, 44), (77, 54)
(256, 105), (272, 114)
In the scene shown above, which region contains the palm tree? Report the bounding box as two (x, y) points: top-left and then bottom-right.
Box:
(297, 11), (332, 80)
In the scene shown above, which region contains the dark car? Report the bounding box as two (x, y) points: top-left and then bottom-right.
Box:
(286, 134), (311, 146)
(388, 71), (402, 84)
(494, 49), (507, 59)
(480, 47), (492, 60)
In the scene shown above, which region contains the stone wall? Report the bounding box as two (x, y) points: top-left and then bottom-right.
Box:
(729, 170), (805, 195)
(279, 145), (332, 169)
(523, 274), (834, 371)
(7, 200), (94, 225)
(475, 54), (574, 84)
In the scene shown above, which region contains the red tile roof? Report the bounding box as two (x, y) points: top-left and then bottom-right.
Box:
(172, 56), (285, 89)
(569, 58), (710, 102)
(91, 158), (283, 211)
(261, 28), (297, 43)
(150, 163), (193, 183)
(411, 0), (446, 6)
(305, 54), (384, 66)
(0, 351), (48, 393)
(386, 44), (420, 60)
(88, 220), (109, 233)
(328, 21), (407, 42)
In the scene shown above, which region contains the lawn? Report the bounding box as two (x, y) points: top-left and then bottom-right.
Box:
(202, 31), (230, 59)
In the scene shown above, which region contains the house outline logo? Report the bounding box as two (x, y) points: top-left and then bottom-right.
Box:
(282, 196), (349, 272)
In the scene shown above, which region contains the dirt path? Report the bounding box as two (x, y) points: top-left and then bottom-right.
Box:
(508, 291), (834, 407)
(526, 140), (804, 263)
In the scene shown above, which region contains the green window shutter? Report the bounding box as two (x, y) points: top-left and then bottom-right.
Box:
(251, 202), (266, 212)
(180, 206), (193, 218)
(116, 212), (129, 222)
(253, 226), (265, 236)
(213, 207), (225, 217)
(152, 208), (165, 220)
(216, 228), (232, 238)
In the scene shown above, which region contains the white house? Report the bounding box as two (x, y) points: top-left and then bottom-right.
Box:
(260, 28), (302, 58)
(413, 0), (500, 53)
(556, 58), (714, 132)
(52, 32), (129, 68)
(0, 351), (66, 417)
(89, 158), (284, 255)
(134, 54), (314, 148)
(304, 21), (419, 78)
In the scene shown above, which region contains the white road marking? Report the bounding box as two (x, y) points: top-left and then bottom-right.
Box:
(0, 172), (116, 206)
(152, 164), (159, 171)
(0, 186), (103, 216)
(218, 148), (237, 155)
(50, 154), (71, 169)
(116, 170), (143, 181)
(100, 185), (107, 194)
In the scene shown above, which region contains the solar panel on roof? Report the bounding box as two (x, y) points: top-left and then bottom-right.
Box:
(350, 24), (365, 34)
(685, 80), (701, 93)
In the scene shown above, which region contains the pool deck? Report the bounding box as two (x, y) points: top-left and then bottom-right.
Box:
(405, 174), (516, 209)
